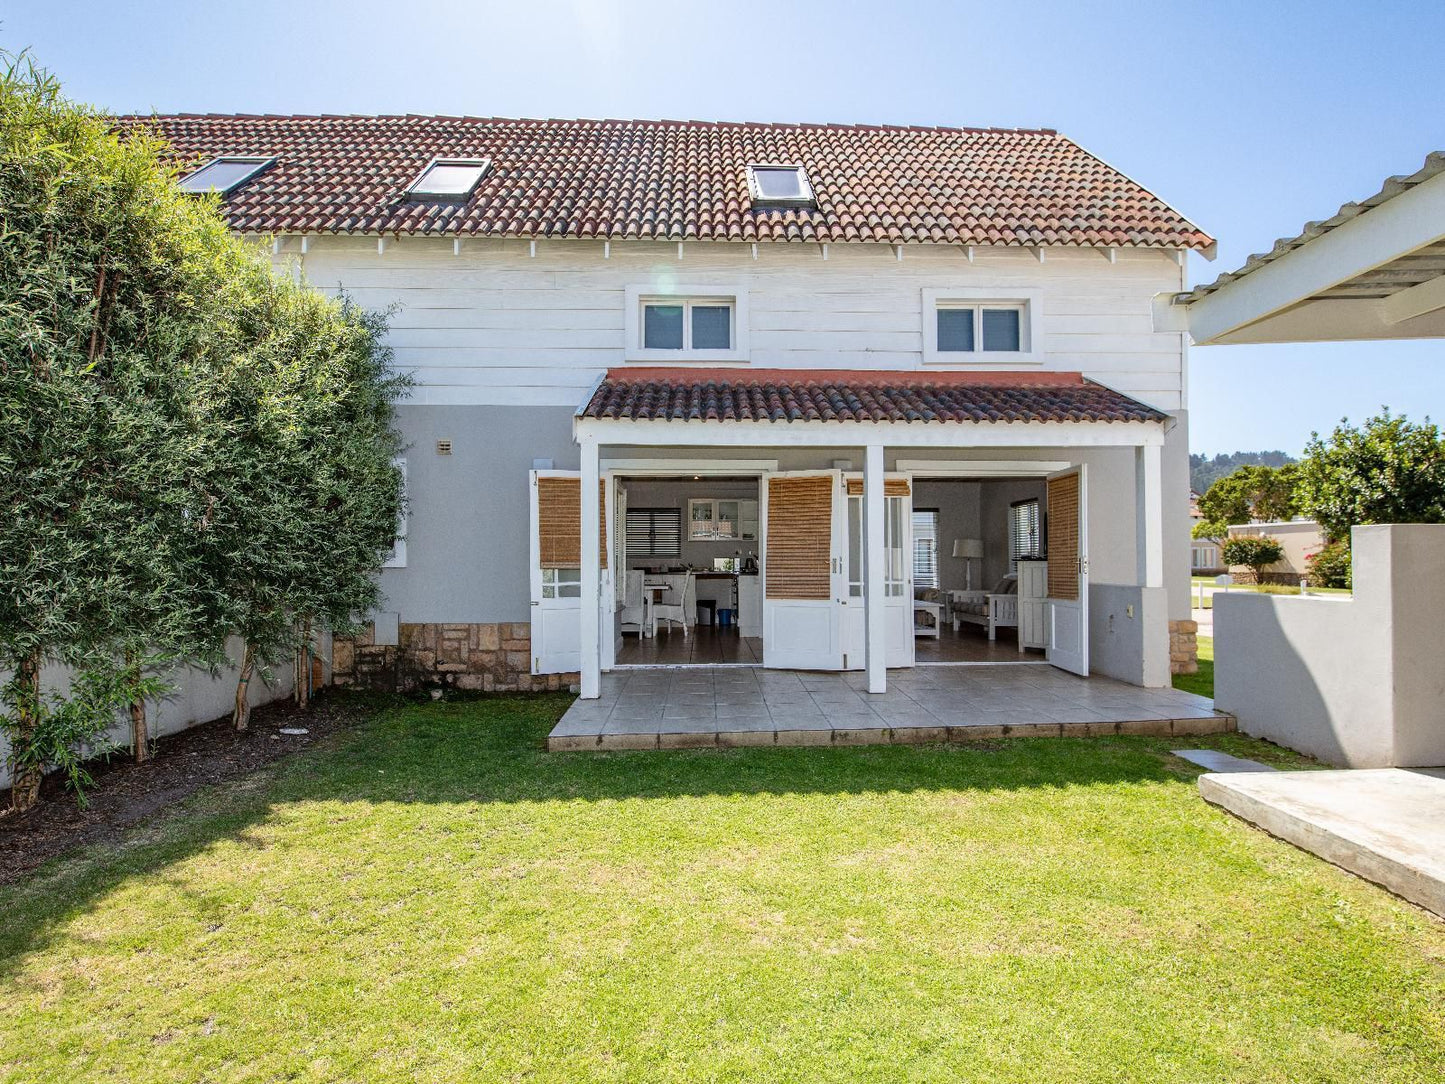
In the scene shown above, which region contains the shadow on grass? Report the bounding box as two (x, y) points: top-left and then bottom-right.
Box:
(0, 689), (1251, 974)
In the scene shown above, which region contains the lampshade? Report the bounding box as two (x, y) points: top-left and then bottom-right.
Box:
(952, 538), (984, 559)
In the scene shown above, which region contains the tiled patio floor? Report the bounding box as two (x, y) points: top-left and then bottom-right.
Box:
(549, 665), (1233, 751)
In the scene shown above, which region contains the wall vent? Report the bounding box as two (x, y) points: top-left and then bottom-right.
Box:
(436, 439), (453, 456)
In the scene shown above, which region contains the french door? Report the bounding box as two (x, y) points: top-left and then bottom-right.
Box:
(1045, 465), (1089, 676)
(528, 470), (610, 676)
(762, 470), (847, 670)
(843, 476), (915, 669)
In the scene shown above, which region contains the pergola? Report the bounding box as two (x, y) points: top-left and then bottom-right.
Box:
(1181, 152), (1445, 344)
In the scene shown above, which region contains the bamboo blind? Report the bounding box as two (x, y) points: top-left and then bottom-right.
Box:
(844, 478), (911, 497)
(765, 475), (834, 600)
(536, 477), (607, 569)
(1046, 473), (1079, 600)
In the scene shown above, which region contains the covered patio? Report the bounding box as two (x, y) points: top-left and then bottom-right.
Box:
(566, 367), (1176, 704)
(549, 664), (1229, 751)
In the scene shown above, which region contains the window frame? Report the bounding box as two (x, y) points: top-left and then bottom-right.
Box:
(1008, 498), (1042, 574)
(404, 156), (491, 200)
(911, 508), (941, 590)
(746, 163), (815, 206)
(624, 284), (750, 363)
(177, 156), (275, 195)
(643, 299), (734, 352)
(625, 507), (683, 558)
(922, 287), (1043, 365)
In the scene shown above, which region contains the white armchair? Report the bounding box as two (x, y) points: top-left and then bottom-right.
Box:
(652, 573), (695, 637)
(619, 570), (647, 637)
(948, 576), (1020, 641)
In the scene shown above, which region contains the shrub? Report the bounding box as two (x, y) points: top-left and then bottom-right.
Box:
(1222, 536), (1285, 583)
(1305, 540), (1352, 589)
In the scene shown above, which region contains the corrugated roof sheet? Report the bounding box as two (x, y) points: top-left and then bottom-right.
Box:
(118, 114), (1213, 249)
(579, 368), (1166, 425)
(1181, 151), (1445, 303)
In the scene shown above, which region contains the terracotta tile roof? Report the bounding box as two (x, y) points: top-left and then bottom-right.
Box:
(580, 368), (1165, 425)
(119, 115), (1213, 249)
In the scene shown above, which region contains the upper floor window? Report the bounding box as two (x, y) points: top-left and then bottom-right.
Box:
(624, 285), (750, 362)
(747, 164), (815, 206)
(643, 300), (733, 351)
(177, 156), (274, 194)
(405, 157), (490, 199)
(937, 304), (1024, 353)
(922, 287), (1042, 364)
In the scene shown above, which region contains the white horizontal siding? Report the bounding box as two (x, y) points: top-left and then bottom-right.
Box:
(287, 239), (1185, 411)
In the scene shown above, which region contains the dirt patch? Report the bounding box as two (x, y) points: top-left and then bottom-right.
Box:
(0, 692), (370, 884)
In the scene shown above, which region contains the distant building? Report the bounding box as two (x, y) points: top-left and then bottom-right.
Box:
(1225, 520), (1327, 583)
(1189, 491), (1225, 574)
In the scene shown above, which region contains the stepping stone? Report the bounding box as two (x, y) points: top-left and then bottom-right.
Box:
(1172, 749), (1275, 773)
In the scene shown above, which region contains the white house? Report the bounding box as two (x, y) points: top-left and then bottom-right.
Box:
(138, 115), (1213, 699)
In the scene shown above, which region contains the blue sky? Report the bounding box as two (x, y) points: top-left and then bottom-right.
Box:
(8, 0), (1444, 456)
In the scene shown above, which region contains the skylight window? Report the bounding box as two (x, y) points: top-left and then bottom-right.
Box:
(177, 156), (274, 194)
(406, 157), (490, 199)
(747, 164), (814, 205)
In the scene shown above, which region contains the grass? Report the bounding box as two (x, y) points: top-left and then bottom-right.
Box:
(1173, 634), (1215, 699)
(1189, 579), (1351, 609)
(2, 695), (1442, 1083)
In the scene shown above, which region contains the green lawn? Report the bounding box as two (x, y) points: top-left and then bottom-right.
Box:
(2, 695), (1441, 1083)
(1173, 634), (1215, 699)
(1189, 581), (1352, 609)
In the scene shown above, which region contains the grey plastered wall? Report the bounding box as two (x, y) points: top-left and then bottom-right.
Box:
(379, 404), (579, 625)
(1089, 585), (1170, 687)
(1216, 524), (1445, 767)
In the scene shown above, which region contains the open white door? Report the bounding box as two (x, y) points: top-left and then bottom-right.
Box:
(529, 470), (608, 676)
(1045, 465), (1089, 676)
(842, 475), (915, 669)
(762, 470), (847, 670)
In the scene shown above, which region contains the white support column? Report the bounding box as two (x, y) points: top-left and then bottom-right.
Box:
(580, 438), (602, 699)
(863, 443), (888, 695)
(1136, 444), (1164, 589)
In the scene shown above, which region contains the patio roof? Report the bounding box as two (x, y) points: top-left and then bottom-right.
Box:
(578, 368), (1166, 426)
(1180, 152), (1445, 344)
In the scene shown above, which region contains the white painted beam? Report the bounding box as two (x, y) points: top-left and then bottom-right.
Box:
(1137, 444), (1163, 588)
(1381, 274), (1445, 325)
(576, 417), (1165, 449)
(1186, 170), (1445, 345)
(863, 444), (887, 695)
(579, 437), (601, 699)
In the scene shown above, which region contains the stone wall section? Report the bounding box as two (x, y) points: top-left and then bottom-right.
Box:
(1169, 619), (1198, 675)
(333, 622), (578, 693)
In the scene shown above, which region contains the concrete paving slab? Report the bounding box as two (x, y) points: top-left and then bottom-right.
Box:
(1173, 749), (1276, 773)
(1199, 768), (1445, 917)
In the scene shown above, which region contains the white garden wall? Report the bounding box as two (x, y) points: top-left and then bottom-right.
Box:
(0, 636), (308, 790)
(1215, 524), (1445, 768)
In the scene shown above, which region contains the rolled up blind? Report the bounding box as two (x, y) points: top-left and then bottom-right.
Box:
(1046, 474), (1079, 600)
(537, 477), (607, 569)
(766, 475), (834, 600)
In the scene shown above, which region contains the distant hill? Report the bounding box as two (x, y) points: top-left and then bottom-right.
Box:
(1190, 451), (1296, 494)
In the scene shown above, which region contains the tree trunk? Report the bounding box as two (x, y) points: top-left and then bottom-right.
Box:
(233, 642), (255, 731)
(127, 651), (149, 764)
(11, 649), (43, 812)
(295, 620), (311, 711)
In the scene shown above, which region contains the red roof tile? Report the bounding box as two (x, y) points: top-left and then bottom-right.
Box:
(119, 115), (1212, 249)
(580, 368), (1165, 425)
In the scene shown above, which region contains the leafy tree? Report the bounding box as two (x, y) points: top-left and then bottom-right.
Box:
(0, 52), (246, 807)
(1222, 536), (1285, 583)
(1305, 540), (1352, 590)
(1189, 450), (1295, 494)
(198, 276), (408, 729)
(1296, 410), (1445, 543)
(1192, 464), (1299, 541)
